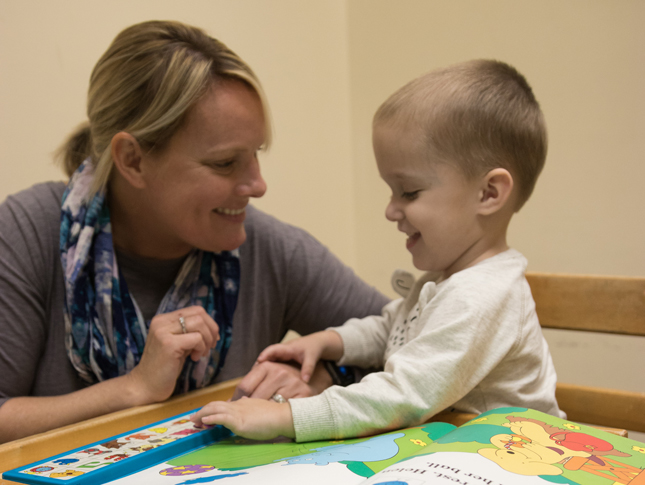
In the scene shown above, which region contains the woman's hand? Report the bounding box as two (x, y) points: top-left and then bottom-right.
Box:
(232, 331), (344, 401)
(126, 306), (220, 404)
(191, 397), (295, 441)
(231, 360), (332, 401)
(0, 306), (220, 442)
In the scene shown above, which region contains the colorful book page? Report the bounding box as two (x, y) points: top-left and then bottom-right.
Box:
(105, 423), (457, 484)
(7, 407), (645, 485)
(104, 407), (645, 484)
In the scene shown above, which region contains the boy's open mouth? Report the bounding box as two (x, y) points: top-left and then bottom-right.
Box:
(406, 232), (420, 250)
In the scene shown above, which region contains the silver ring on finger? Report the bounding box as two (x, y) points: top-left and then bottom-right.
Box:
(179, 316), (187, 334)
(271, 393), (287, 403)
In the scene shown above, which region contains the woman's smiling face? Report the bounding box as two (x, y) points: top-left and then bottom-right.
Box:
(138, 80), (267, 256)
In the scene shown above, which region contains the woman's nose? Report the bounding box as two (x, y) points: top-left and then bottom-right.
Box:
(251, 173), (267, 198)
(237, 158), (267, 198)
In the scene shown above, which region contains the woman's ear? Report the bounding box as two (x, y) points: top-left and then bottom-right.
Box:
(111, 132), (146, 189)
(477, 168), (514, 215)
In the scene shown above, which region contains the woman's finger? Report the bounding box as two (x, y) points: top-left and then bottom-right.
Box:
(235, 361), (294, 400)
(231, 364), (268, 400)
(172, 308), (220, 358)
(182, 314), (214, 354)
(241, 361), (308, 400)
(173, 331), (208, 362)
(191, 307), (220, 344)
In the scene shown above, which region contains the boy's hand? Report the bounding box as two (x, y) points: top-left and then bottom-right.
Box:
(257, 331), (344, 383)
(191, 397), (295, 441)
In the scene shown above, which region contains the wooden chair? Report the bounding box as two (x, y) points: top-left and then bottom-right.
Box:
(526, 272), (645, 435)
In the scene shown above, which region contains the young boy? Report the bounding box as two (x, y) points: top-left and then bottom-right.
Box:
(192, 59), (564, 442)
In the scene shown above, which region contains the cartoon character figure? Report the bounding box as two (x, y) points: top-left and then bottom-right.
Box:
(104, 453), (129, 461)
(149, 437), (178, 445)
(129, 444), (158, 452)
(78, 447), (103, 456)
(101, 439), (126, 449)
(50, 470), (84, 478)
(126, 432), (153, 440)
(159, 465), (215, 476)
(53, 458), (79, 465)
(30, 466), (54, 473)
(550, 430), (615, 453)
(479, 416), (631, 478)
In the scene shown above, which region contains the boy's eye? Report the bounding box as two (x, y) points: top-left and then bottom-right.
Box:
(401, 190), (420, 200)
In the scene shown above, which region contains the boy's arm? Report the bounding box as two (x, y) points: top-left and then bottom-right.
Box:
(258, 296), (404, 382)
(256, 330), (343, 383)
(290, 281), (524, 441)
(331, 298), (403, 369)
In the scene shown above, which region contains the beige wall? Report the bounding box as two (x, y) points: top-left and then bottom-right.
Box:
(2, 1), (643, 288)
(0, 0), (358, 267)
(347, 0), (645, 294)
(1, 1), (643, 428)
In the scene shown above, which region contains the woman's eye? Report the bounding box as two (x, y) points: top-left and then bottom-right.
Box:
(210, 159), (235, 170)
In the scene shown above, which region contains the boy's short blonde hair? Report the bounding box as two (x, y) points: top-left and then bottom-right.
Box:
(374, 59), (546, 210)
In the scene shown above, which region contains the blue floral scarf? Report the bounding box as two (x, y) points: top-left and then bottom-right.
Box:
(60, 160), (240, 393)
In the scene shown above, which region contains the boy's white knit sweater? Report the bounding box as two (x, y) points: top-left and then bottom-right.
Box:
(289, 249), (564, 442)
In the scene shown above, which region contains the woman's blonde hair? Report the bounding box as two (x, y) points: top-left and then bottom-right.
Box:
(58, 20), (271, 196)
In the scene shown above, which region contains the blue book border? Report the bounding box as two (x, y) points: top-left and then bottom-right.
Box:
(3, 409), (232, 485)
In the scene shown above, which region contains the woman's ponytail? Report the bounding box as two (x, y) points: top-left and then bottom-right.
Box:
(56, 122), (93, 177)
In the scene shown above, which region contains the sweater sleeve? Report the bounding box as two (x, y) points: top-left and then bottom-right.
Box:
(331, 298), (403, 369)
(0, 183), (68, 406)
(289, 263), (526, 442)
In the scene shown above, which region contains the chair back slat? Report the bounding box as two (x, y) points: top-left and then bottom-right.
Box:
(525, 272), (645, 434)
(527, 272), (645, 336)
(556, 383), (645, 433)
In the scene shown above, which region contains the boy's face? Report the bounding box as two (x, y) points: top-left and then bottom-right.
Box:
(374, 122), (485, 276)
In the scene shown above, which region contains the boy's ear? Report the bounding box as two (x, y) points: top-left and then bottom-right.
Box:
(111, 132), (147, 189)
(477, 168), (514, 215)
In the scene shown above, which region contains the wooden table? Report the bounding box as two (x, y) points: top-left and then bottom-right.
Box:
(0, 378), (240, 484)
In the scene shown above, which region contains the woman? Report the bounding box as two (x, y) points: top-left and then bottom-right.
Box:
(0, 20), (387, 443)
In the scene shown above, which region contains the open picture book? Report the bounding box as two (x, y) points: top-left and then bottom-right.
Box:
(5, 406), (645, 485)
